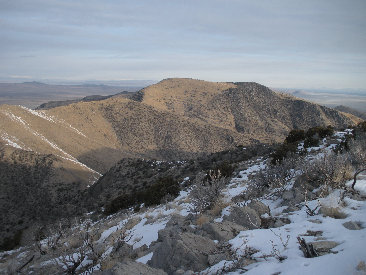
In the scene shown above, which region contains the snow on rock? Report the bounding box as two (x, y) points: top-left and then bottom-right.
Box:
(126, 218), (169, 249)
(136, 252), (153, 264)
(205, 191), (366, 275)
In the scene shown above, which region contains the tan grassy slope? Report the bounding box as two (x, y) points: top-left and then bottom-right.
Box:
(0, 78), (358, 182)
(139, 78), (357, 138)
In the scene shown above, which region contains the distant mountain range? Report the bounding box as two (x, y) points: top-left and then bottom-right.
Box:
(0, 81), (142, 109)
(276, 87), (366, 113)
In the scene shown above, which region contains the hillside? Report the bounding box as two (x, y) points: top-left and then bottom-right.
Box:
(1, 127), (365, 274)
(334, 105), (366, 120)
(0, 79), (357, 179)
(136, 79), (356, 141)
(0, 79), (361, 250)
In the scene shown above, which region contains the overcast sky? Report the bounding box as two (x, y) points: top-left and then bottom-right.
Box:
(1, 0), (365, 89)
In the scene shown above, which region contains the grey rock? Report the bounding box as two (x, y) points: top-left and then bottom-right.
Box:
(111, 242), (134, 260)
(342, 221), (363, 230)
(208, 253), (227, 266)
(274, 219), (285, 228)
(149, 232), (218, 274)
(106, 260), (167, 275)
(247, 200), (270, 216)
(308, 219), (322, 224)
(281, 188), (308, 206)
(132, 244), (149, 259)
(157, 215), (195, 242)
(202, 221), (247, 242)
(282, 205), (300, 213)
(309, 241), (339, 256)
(223, 206), (261, 229)
(282, 190), (294, 201)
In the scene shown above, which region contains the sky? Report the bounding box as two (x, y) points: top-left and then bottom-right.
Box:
(0, 0), (366, 89)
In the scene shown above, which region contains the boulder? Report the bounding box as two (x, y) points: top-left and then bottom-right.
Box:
(104, 260), (167, 275)
(149, 232), (218, 274)
(202, 221), (247, 242)
(157, 215), (195, 242)
(342, 221), (363, 230)
(247, 200), (270, 216)
(281, 188), (311, 206)
(223, 206), (261, 229)
(208, 253), (227, 266)
(282, 190), (294, 201)
(309, 241), (339, 256)
(261, 216), (291, 229)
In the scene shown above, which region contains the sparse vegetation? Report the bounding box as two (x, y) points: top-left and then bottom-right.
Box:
(105, 176), (180, 215)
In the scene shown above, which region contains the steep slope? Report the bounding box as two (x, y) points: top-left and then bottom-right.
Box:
(0, 142), (95, 250)
(334, 105), (366, 120)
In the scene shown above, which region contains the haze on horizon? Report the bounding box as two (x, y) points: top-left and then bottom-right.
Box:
(1, 0), (366, 90)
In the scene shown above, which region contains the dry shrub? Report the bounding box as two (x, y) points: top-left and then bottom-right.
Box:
(320, 206), (348, 219)
(68, 234), (84, 249)
(301, 152), (353, 197)
(196, 215), (210, 226)
(209, 199), (230, 217)
(356, 261), (366, 271)
(125, 217), (141, 231)
(190, 172), (228, 214)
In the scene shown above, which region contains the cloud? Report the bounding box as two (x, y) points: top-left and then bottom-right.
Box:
(0, 0), (365, 89)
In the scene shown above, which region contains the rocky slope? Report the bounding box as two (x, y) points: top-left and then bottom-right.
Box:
(1, 129), (365, 274)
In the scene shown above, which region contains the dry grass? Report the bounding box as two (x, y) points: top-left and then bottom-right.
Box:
(196, 215), (210, 226)
(208, 199), (230, 217)
(125, 217), (142, 231)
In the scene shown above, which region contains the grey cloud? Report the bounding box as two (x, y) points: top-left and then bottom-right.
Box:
(0, 0), (365, 89)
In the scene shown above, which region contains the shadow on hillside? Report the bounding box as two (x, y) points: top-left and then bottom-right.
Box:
(0, 159), (95, 251)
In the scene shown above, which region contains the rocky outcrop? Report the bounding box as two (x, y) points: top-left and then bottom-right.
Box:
(102, 260), (167, 275)
(149, 232), (218, 274)
(202, 221), (247, 242)
(223, 206), (261, 229)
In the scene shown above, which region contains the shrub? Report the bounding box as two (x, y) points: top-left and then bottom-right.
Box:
(285, 129), (305, 144)
(104, 194), (135, 215)
(140, 176), (180, 207)
(301, 152), (352, 195)
(304, 136), (319, 148)
(207, 161), (235, 180)
(105, 176), (180, 215)
(357, 121), (366, 132)
(0, 230), (22, 251)
(271, 143), (298, 164)
(306, 125), (334, 139)
(190, 172), (228, 214)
